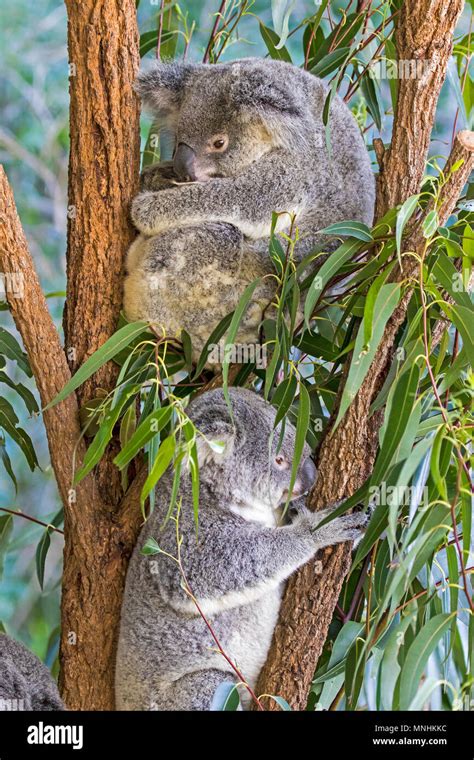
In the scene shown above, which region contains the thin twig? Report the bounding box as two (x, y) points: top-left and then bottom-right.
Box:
(0, 507), (64, 535)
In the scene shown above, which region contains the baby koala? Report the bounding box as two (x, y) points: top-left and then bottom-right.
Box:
(0, 634), (64, 711)
(115, 387), (370, 711)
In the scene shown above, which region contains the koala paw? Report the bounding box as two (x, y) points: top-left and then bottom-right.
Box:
(131, 192), (166, 235)
(311, 507), (371, 549)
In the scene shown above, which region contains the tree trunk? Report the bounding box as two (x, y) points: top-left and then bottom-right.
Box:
(255, 0), (466, 709)
(57, 0), (141, 710)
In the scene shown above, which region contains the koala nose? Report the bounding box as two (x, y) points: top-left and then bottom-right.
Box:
(173, 142), (197, 182)
(300, 456), (317, 493)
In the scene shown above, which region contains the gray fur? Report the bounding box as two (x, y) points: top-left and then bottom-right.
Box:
(123, 58), (375, 363)
(0, 634), (64, 711)
(115, 388), (369, 711)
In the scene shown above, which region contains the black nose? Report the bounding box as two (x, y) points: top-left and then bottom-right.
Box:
(301, 457), (317, 492)
(173, 142), (197, 181)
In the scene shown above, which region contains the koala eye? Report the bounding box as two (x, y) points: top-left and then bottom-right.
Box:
(208, 135), (229, 153)
(275, 454), (289, 470)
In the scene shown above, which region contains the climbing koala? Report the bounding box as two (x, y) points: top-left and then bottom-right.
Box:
(123, 58), (375, 364)
(0, 633), (64, 710)
(115, 387), (370, 711)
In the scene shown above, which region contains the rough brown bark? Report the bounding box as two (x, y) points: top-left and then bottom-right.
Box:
(57, 0), (141, 710)
(0, 167), (92, 510)
(255, 0), (468, 704)
(375, 0), (464, 218)
(63, 0), (141, 504)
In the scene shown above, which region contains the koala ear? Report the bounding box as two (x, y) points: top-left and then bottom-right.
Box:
(134, 62), (195, 118)
(229, 64), (303, 117)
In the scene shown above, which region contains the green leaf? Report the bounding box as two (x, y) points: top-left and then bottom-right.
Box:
(384, 38), (398, 111)
(36, 528), (52, 590)
(448, 304), (474, 367)
(314, 621), (363, 707)
(285, 382), (310, 509)
(74, 384), (140, 484)
(432, 251), (472, 309)
(0, 372), (39, 415)
(272, 375), (297, 427)
(363, 261), (396, 348)
(0, 327), (31, 376)
(446, 544), (459, 615)
(304, 238), (361, 328)
(0, 439), (17, 492)
(429, 425), (448, 500)
(210, 682), (241, 711)
(422, 209), (439, 239)
(139, 29), (174, 57)
(222, 279), (261, 399)
(345, 637), (365, 710)
(193, 312), (234, 379)
(180, 329), (193, 375)
(141, 537), (162, 555)
(395, 195), (419, 262)
(0, 399), (38, 471)
(378, 611), (416, 710)
(360, 71), (382, 131)
(318, 221), (373, 242)
(271, 0), (297, 50)
(398, 613), (455, 709)
(140, 434), (175, 508)
(114, 405), (173, 470)
(333, 283), (401, 431)
(222, 684), (241, 711)
(371, 360), (421, 486)
(183, 420), (200, 528)
(259, 22), (292, 62)
(310, 47), (351, 78)
(270, 695), (291, 711)
(0, 515), (13, 579)
(310, 12), (363, 64)
(45, 321), (149, 409)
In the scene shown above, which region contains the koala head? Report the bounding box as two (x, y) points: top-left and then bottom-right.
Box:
(186, 387), (317, 526)
(135, 58), (313, 182)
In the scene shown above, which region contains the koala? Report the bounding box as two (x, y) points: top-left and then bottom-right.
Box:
(123, 58), (375, 364)
(0, 634), (64, 711)
(115, 387), (370, 711)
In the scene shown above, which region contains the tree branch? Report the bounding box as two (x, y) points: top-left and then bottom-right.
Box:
(375, 0), (464, 218)
(63, 0), (141, 504)
(0, 166), (96, 510)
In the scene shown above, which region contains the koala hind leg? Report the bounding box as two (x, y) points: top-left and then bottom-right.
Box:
(123, 222), (274, 364)
(152, 669), (238, 711)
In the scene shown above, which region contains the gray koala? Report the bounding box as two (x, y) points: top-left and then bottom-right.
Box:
(0, 633), (64, 710)
(115, 388), (370, 711)
(123, 58), (375, 364)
